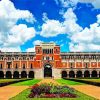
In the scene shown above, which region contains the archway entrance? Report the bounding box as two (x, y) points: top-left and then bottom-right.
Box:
(29, 71), (34, 78)
(61, 71), (67, 78)
(21, 71), (27, 78)
(69, 71), (75, 78)
(6, 71), (12, 78)
(0, 71), (4, 78)
(13, 71), (19, 78)
(76, 71), (82, 78)
(44, 64), (52, 77)
(84, 70), (90, 78)
(92, 70), (97, 77)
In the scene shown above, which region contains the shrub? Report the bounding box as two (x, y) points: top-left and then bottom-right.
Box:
(28, 83), (77, 98)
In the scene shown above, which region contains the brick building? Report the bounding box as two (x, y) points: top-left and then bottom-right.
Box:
(0, 42), (100, 79)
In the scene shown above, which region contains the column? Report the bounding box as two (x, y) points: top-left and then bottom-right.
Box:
(90, 71), (92, 78)
(4, 71), (6, 78)
(97, 71), (99, 78)
(81, 71), (83, 78)
(75, 71), (76, 78)
(19, 72), (21, 78)
(27, 72), (29, 78)
(11, 71), (13, 78)
(83, 71), (85, 78)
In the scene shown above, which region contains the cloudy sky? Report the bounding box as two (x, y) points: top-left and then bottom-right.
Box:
(0, 0), (100, 52)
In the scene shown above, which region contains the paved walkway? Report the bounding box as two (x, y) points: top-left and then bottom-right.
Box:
(0, 86), (28, 100)
(69, 85), (100, 100)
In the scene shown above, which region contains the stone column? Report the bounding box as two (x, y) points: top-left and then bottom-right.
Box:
(82, 71), (84, 78)
(19, 72), (21, 78)
(11, 71), (13, 78)
(27, 71), (29, 78)
(97, 71), (99, 78)
(90, 71), (92, 78)
(4, 71), (6, 78)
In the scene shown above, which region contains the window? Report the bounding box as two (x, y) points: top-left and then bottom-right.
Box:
(23, 57), (26, 60)
(0, 64), (2, 69)
(30, 63), (33, 69)
(85, 63), (88, 68)
(15, 63), (18, 69)
(23, 64), (25, 69)
(8, 63), (10, 69)
(38, 49), (40, 53)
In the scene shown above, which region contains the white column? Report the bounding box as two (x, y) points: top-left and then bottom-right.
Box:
(19, 72), (21, 78)
(97, 71), (99, 78)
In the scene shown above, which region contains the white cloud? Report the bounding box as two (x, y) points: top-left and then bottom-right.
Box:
(40, 8), (82, 37)
(0, 47), (21, 52)
(4, 24), (36, 47)
(0, 0), (36, 52)
(42, 12), (48, 21)
(33, 40), (43, 45)
(63, 8), (82, 35)
(69, 15), (100, 52)
(26, 47), (35, 52)
(40, 20), (65, 37)
(54, 0), (100, 9)
(26, 40), (43, 52)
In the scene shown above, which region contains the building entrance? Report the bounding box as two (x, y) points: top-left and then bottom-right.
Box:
(44, 64), (52, 77)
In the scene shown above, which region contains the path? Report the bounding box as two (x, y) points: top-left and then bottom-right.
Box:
(0, 86), (28, 100)
(69, 85), (100, 100)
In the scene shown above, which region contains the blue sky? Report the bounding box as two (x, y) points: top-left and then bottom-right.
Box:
(0, 0), (100, 52)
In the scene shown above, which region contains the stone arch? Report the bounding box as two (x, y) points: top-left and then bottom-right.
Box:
(76, 70), (82, 78)
(0, 71), (4, 78)
(91, 70), (97, 77)
(69, 71), (75, 78)
(21, 71), (27, 78)
(44, 64), (52, 77)
(84, 70), (90, 77)
(6, 71), (12, 78)
(61, 71), (67, 78)
(13, 71), (19, 78)
(29, 71), (34, 78)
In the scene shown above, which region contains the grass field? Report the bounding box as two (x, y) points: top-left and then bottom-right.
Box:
(10, 79), (95, 100)
(56, 79), (85, 85)
(10, 79), (41, 86)
(79, 78), (100, 83)
(0, 79), (23, 83)
(10, 88), (95, 100)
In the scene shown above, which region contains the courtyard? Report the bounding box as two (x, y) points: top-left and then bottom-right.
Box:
(0, 78), (100, 100)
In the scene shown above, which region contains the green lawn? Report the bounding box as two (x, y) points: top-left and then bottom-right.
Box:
(10, 88), (95, 100)
(56, 79), (85, 85)
(0, 79), (23, 83)
(79, 78), (100, 83)
(10, 79), (41, 86)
